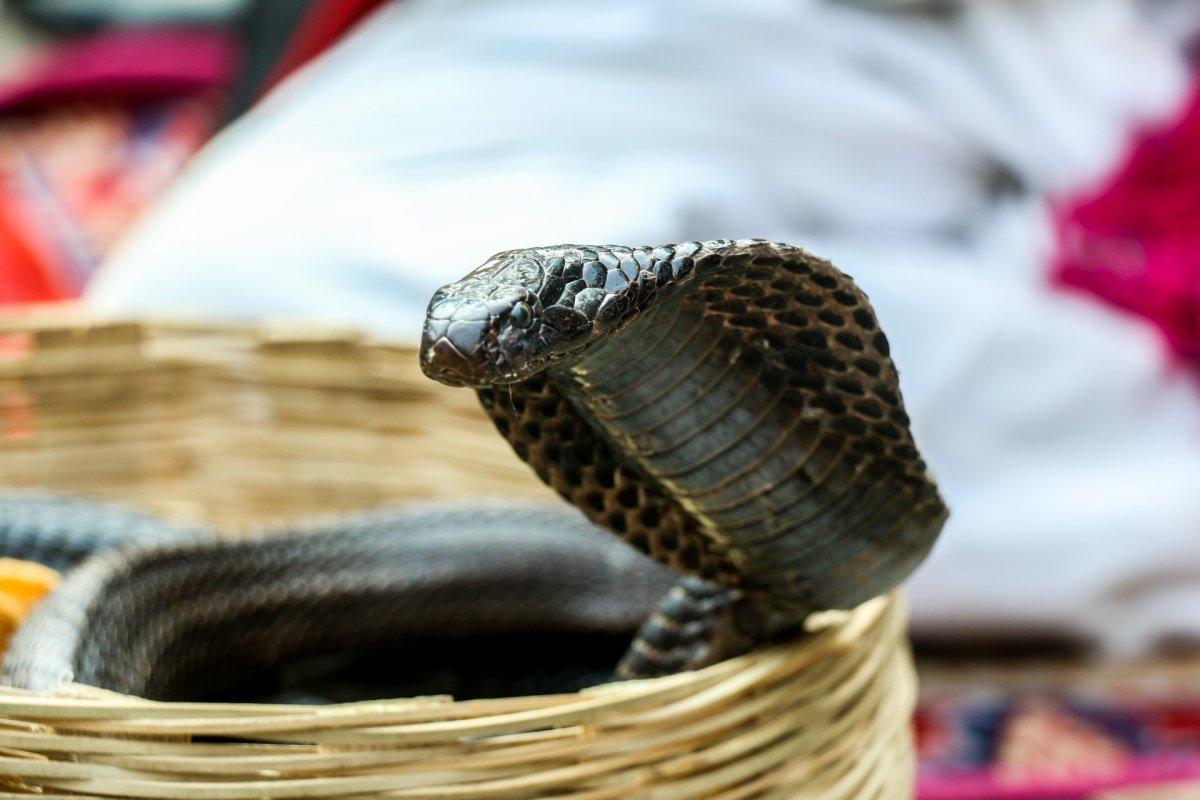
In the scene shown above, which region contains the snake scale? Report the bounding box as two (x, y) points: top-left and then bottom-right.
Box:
(2, 239), (944, 698)
(421, 239), (947, 677)
(3, 501), (676, 699)
(0, 490), (203, 574)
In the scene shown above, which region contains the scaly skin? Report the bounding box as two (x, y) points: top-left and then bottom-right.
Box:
(3, 503), (675, 697)
(421, 240), (947, 676)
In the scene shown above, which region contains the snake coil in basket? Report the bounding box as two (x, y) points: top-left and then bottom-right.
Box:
(3, 502), (677, 700)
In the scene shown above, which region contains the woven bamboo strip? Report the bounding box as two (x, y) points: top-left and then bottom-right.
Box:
(0, 317), (553, 528)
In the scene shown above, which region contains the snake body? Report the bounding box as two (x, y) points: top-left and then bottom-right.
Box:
(421, 239), (947, 676)
(1, 239), (945, 697)
(0, 490), (205, 573)
(3, 502), (674, 699)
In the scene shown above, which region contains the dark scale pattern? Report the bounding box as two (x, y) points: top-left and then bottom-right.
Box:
(4, 504), (676, 698)
(422, 239), (948, 678)
(0, 490), (205, 572)
(477, 380), (742, 588)
(675, 244), (939, 495)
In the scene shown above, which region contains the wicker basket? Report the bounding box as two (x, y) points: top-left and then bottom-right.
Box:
(0, 313), (916, 799)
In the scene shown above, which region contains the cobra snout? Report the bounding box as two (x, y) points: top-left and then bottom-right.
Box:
(419, 297), (492, 387)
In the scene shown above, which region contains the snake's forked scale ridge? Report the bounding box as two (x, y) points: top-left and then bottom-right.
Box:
(422, 239), (948, 676)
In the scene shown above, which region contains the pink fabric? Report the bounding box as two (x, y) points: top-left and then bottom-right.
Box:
(0, 27), (231, 303)
(1052, 67), (1200, 363)
(0, 28), (239, 116)
(921, 757), (1200, 800)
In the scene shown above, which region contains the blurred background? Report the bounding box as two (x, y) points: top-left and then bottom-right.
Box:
(1, 0), (1200, 797)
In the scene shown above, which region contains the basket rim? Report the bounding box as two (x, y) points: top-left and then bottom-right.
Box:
(0, 596), (912, 798)
(0, 596), (899, 723)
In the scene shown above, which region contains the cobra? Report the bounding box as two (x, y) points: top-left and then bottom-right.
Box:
(421, 239), (948, 677)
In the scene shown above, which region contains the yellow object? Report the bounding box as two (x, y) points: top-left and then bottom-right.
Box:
(0, 558), (59, 653)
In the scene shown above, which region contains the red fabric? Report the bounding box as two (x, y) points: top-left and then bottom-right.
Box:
(1052, 67), (1200, 362)
(0, 27), (230, 305)
(0, 28), (239, 116)
(918, 690), (1200, 800)
(261, 0), (390, 93)
(0, 187), (67, 304)
(0, 101), (217, 304)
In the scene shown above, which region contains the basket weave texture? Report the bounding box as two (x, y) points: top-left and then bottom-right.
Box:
(0, 314), (916, 799)
(0, 314), (551, 529)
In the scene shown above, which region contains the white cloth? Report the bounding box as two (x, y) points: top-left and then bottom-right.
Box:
(88, 0), (1200, 653)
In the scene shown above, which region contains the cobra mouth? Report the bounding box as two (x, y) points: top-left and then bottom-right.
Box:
(420, 339), (491, 387)
(419, 334), (530, 387)
(420, 301), (597, 388)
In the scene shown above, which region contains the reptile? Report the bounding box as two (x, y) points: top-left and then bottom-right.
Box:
(0, 239), (946, 699)
(420, 239), (948, 678)
(2, 501), (675, 699)
(0, 489), (205, 573)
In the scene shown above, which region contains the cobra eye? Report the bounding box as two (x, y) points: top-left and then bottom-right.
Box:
(509, 301), (535, 329)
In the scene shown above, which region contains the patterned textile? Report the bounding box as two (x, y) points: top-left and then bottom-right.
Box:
(0, 27), (235, 304)
(0, 99), (216, 303)
(918, 665), (1200, 799)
